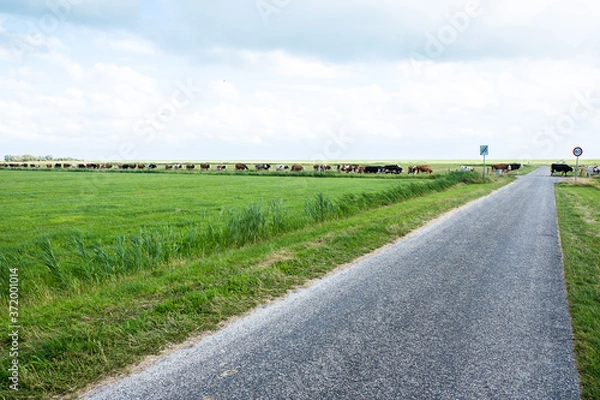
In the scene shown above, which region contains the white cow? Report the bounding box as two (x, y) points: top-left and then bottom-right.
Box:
(460, 166), (474, 172)
(588, 166), (600, 177)
(276, 164), (289, 171)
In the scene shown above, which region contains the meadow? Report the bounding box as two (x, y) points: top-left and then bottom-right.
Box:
(0, 163), (535, 398)
(556, 178), (600, 400)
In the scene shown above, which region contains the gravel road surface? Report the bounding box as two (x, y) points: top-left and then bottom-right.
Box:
(83, 167), (580, 399)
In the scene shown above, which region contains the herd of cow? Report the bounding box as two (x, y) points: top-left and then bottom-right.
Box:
(2, 161), (599, 176)
(0, 162), (438, 174)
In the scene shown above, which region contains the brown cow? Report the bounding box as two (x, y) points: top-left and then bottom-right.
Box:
(235, 163), (248, 170)
(491, 164), (510, 173)
(291, 164), (305, 172)
(200, 163), (210, 170)
(165, 164), (173, 170)
(186, 164), (195, 170)
(416, 165), (433, 174)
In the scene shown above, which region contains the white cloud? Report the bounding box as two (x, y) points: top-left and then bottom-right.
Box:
(100, 37), (158, 55)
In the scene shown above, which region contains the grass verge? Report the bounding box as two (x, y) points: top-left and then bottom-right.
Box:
(556, 178), (600, 399)
(1, 176), (511, 399)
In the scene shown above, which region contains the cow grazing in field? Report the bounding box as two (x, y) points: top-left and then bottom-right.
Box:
(383, 165), (403, 174)
(460, 166), (475, 172)
(216, 165), (227, 171)
(337, 164), (360, 173)
(364, 166), (383, 174)
(414, 165), (433, 174)
(174, 164), (182, 169)
(0, 163), (7, 168)
(235, 163), (248, 170)
(551, 163), (573, 176)
(54, 163), (62, 168)
(491, 164), (510, 173)
(186, 164), (195, 170)
(291, 164), (305, 172)
(276, 164), (289, 171)
(255, 163), (271, 171)
(313, 164), (332, 172)
(200, 163), (210, 170)
(165, 164), (173, 170)
(588, 166), (600, 177)
(147, 163), (157, 169)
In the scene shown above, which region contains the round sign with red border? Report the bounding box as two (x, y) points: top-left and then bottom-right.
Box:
(573, 146), (583, 157)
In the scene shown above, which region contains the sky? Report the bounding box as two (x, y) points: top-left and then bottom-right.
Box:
(0, 0), (599, 162)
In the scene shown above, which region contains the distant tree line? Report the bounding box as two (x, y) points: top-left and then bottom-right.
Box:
(4, 155), (82, 162)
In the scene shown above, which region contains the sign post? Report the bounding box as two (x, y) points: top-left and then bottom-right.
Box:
(573, 146), (583, 180)
(480, 145), (489, 180)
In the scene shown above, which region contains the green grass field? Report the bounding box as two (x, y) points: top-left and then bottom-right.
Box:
(556, 178), (600, 399)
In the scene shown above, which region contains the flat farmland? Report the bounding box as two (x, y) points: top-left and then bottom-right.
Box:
(0, 170), (414, 249)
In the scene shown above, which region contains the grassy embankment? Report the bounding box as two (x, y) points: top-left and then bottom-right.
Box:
(556, 177), (600, 399)
(0, 168), (513, 399)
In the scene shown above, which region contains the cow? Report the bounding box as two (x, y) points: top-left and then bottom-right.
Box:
(147, 163), (157, 169)
(414, 165), (433, 174)
(165, 164), (173, 170)
(186, 164), (195, 170)
(337, 164), (360, 173)
(291, 164), (305, 172)
(54, 163), (62, 168)
(276, 164), (289, 171)
(491, 164), (510, 173)
(173, 164), (182, 169)
(460, 166), (475, 172)
(364, 166), (383, 174)
(313, 164), (332, 172)
(0, 163), (7, 168)
(200, 163), (210, 170)
(235, 163), (249, 171)
(216, 165), (227, 171)
(588, 166), (600, 177)
(509, 163), (523, 171)
(383, 165), (403, 174)
(255, 163), (271, 171)
(551, 163), (573, 176)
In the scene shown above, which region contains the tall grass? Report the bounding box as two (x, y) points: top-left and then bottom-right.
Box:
(1, 172), (481, 297)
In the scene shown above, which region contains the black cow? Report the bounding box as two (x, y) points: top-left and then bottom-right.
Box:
(148, 163), (157, 169)
(509, 163), (523, 171)
(551, 163), (573, 176)
(364, 166), (383, 174)
(383, 165), (403, 174)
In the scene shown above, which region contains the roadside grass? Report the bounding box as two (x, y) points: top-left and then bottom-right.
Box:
(0, 175), (511, 399)
(556, 177), (600, 399)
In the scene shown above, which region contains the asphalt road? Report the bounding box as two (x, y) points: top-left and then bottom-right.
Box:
(83, 167), (581, 399)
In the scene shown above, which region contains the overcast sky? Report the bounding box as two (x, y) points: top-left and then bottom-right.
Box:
(0, 0), (598, 162)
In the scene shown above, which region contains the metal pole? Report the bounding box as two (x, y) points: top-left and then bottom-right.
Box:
(575, 156), (579, 181)
(483, 154), (486, 180)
